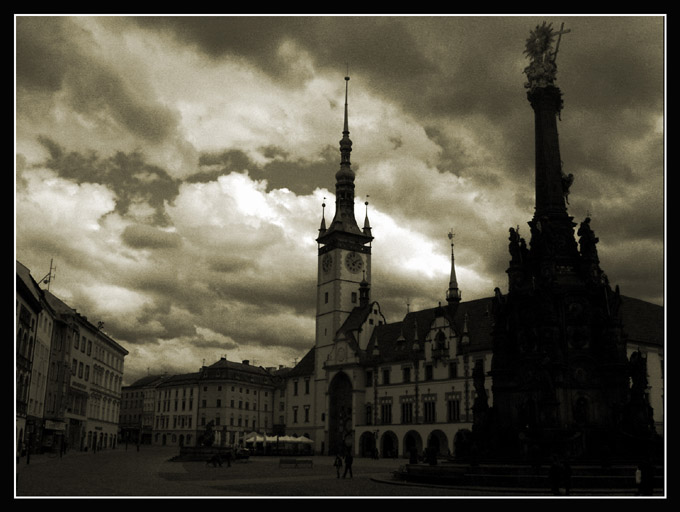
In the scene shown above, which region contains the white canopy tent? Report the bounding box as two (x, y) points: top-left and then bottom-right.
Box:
(243, 432), (314, 454)
(244, 432), (313, 444)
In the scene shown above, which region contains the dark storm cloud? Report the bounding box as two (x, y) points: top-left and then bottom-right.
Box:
(209, 276), (317, 316)
(15, 17), (74, 91)
(131, 16), (304, 61)
(102, 302), (199, 345)
(38, 137), (181, 225)
(17, 16), (182, 145)
(204, 305), (315, 353)
(15, 15), (664, 383)
(131, 16), (436, 86)
(190, 336), (239, 351)
(193, 146), (338, 194)
(121, 224), (183, 249)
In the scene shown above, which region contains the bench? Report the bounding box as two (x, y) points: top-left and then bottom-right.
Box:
(279, 458), (313, 468)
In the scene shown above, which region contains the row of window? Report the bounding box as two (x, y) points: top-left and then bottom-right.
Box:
(71, 359), (122, 391)
(157, 385), (269, 400)
(153, 414), (267, 431)
(74, 333), (123, 372)
(291, 405), (310, 423)
(364, 398), (463, 425)
(156, 415), (194, 430)
(366, 359), (483, 386)
(292, 379), (310, 396)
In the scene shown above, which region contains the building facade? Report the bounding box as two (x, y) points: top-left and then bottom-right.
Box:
(151, 358), (283, 448)
(153, 372), (201, 447)
(16, 261), (43, 456)
(15, 267), (128, 456)
(120, 375), (168, 445)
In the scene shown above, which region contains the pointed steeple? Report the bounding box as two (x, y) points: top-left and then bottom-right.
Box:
(363, 199), (372, 238)
(336, 74), (354, 183)
(318, 199), (327, 236)
(446, 230), (461, 304)
(317, 74), (373, 244)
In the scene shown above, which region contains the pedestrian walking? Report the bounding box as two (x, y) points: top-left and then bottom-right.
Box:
(333, 455), (343, 478)
(342, 452), (353, 479)
(636, 460), (654, 496)
(548, 456), (564, 495)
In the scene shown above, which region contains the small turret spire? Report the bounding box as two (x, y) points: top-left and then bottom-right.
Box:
(359, 270), (370, 307)
(344, 74), (350, 132)
(447, 230), (462, 304)
(318, 198), (327, 236)
(363, 197), (372, 238)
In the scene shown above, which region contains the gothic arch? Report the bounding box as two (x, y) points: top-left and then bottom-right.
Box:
(573, 394), (590, 426)
(328, 371), (353, 455)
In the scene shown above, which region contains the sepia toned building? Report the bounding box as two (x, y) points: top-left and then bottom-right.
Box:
(120, 374), (168, 445)
(280, 73), (664, 460)
(16, 264), (128, 456)
(16, 261), (44, 456)
(151, 358), (282, 448)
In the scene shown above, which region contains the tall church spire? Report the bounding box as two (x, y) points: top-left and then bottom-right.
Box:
(317, 75), (372, 243)
(446, 231), (461, 304)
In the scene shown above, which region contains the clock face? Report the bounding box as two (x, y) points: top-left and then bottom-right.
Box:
(344, 251), (363, 274)
(322, 254), (333, 273)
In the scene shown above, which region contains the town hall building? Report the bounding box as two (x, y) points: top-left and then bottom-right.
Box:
(282, 62), (663, 460)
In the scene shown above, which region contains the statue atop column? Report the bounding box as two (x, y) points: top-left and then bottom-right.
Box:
(523, 22), (571, 91)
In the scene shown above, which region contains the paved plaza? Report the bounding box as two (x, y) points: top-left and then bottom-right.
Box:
(13, 446), (514, 498)
(15, 446), (656, 498)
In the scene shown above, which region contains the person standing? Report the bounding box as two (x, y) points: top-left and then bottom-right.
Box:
(342, 451), (353, 479)
(637, 460), (654, 496)
(562, 459), (572, 496)
(334, 455), (343, 478)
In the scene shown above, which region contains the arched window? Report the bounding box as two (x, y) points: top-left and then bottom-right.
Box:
(435, 330), (447, 350)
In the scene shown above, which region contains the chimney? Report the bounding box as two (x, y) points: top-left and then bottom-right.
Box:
(242, 360), (249, 365)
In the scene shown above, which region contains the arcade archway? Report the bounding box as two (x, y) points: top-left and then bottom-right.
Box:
(380, 430), (399, 458)
(427, 429), (449, 457)
(403, 430), (423, 461)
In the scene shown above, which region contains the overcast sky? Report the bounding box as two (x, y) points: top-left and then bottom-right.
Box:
(15, 15), (665, 385)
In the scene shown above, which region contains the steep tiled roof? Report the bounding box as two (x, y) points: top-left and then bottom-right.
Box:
(127, 375), (166, 388)
(619, 295), (664, 347)
(367, 294), (662, 363)
(16, 260), (43, 310)
(205, 357), (272, 377)
(157, 372), (201, 387)
(43, 290), (75, 317)
(287, 347), (315, 378)
(367, 297), (495, 364)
